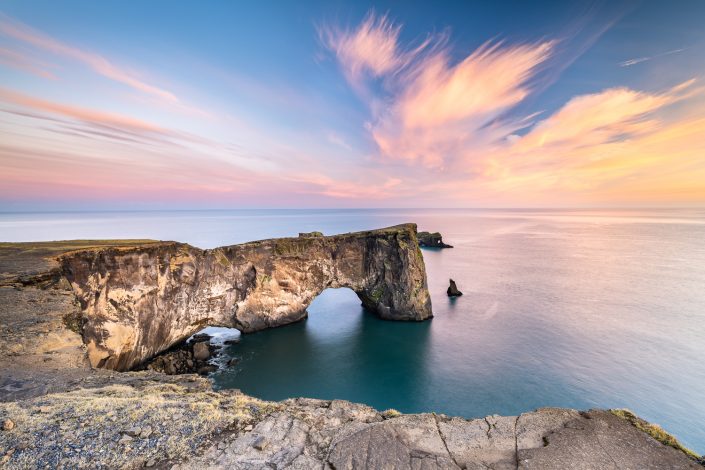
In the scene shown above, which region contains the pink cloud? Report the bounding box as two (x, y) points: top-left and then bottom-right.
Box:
(0, 46), (57, 79)
(373, 40), (554, 167)
(322, 12), (554, 167)
(441, 80), (705, 205)
(319, 12), (408, 85)
(0, 86), (411, 206)
(320, 11), (705, 206)
(514, 80), (696, 152)
(0, 14), (178, 103)
(0, 87), (166, 133)
(284, 172), (403, 199)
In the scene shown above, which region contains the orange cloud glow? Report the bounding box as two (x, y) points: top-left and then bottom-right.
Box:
(457, 81), (705, 205)
(322, 12), (705, 206)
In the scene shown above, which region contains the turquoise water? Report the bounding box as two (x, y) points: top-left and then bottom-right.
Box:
(1, 208), (704, 453)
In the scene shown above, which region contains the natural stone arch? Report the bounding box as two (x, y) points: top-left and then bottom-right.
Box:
(61, 224), (433, 371)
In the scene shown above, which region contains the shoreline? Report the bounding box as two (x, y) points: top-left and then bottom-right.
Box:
(0, 240), (702, 468)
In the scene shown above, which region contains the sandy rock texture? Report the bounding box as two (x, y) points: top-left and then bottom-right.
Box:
(0, 240), (160, 401)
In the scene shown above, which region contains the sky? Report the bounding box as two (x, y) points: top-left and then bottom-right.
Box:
(1, 0), (705, 210)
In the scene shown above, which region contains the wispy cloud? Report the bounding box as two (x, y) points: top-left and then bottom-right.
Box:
(445, 79), (705, 205)
(619, 48), (685, 67)
(320, 12), (418, 86)
(286, 172), (402, 199)
(0, 13), (179, 103)
(322, 11), (554, 167)
(326, 131), (352, 151)
(0, 46), (57, 79)
(322, 11), (705, 205)
(0, 85), (409, 205)
(0, 87), (190, 143)
(513, 80), (695, 152)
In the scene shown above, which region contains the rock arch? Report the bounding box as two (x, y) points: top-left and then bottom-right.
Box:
(61, 224), (433, 371)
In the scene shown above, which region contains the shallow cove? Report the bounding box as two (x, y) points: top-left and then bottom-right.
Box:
(213, 288), (435, 408)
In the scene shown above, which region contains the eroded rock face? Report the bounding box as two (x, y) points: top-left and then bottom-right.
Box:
(61, 224), (432, 371)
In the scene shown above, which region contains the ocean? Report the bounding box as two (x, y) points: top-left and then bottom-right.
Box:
(2, 208), (704, 453)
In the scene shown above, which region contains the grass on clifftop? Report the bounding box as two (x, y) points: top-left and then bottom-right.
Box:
(610, 409), (700, 460)
(381, 409), (401, 419)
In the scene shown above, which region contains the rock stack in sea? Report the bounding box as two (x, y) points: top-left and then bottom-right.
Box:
(417, 231), (453, 248)
(447, 279), (463, 296)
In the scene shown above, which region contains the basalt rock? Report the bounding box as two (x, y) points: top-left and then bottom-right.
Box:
(447, 279), (463, 297)
(144, 337), (218, 375)
(417, 231), (453, 248)
(61, 224), (432, 371)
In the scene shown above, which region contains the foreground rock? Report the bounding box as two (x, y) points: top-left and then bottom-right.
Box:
(0, 383), (700, 469)
(418, 231), (453, 248)
(61, 224), (432, 371)
(142, 335), (219, 375)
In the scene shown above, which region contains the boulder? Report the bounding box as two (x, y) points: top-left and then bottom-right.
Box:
(197, 364), (218, 375)
(193, 342), (211, 361)
(190, 333), (212, 343)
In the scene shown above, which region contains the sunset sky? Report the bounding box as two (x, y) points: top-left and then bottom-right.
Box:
(1, 1), (705, 209)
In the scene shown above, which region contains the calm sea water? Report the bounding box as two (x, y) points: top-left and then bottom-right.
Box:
(1, 209), (704, 453)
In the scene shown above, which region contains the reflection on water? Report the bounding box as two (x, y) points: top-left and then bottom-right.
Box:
(2, 208), (704, 453)
(214, 288), (433, 409)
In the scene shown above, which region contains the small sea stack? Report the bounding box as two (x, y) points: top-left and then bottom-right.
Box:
(447, 279), (463, 297)
(417, 231), (453, 248)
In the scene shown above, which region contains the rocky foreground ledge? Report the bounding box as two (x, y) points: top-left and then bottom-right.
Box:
(0, 239), (702, 469)
(1, 378), (701, 469)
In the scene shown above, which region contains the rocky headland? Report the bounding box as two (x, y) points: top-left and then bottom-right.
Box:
(0, 230), (702, 469)
(62, 224), (431, 371)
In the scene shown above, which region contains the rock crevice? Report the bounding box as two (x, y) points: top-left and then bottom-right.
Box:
(60, 224), (433, 371)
